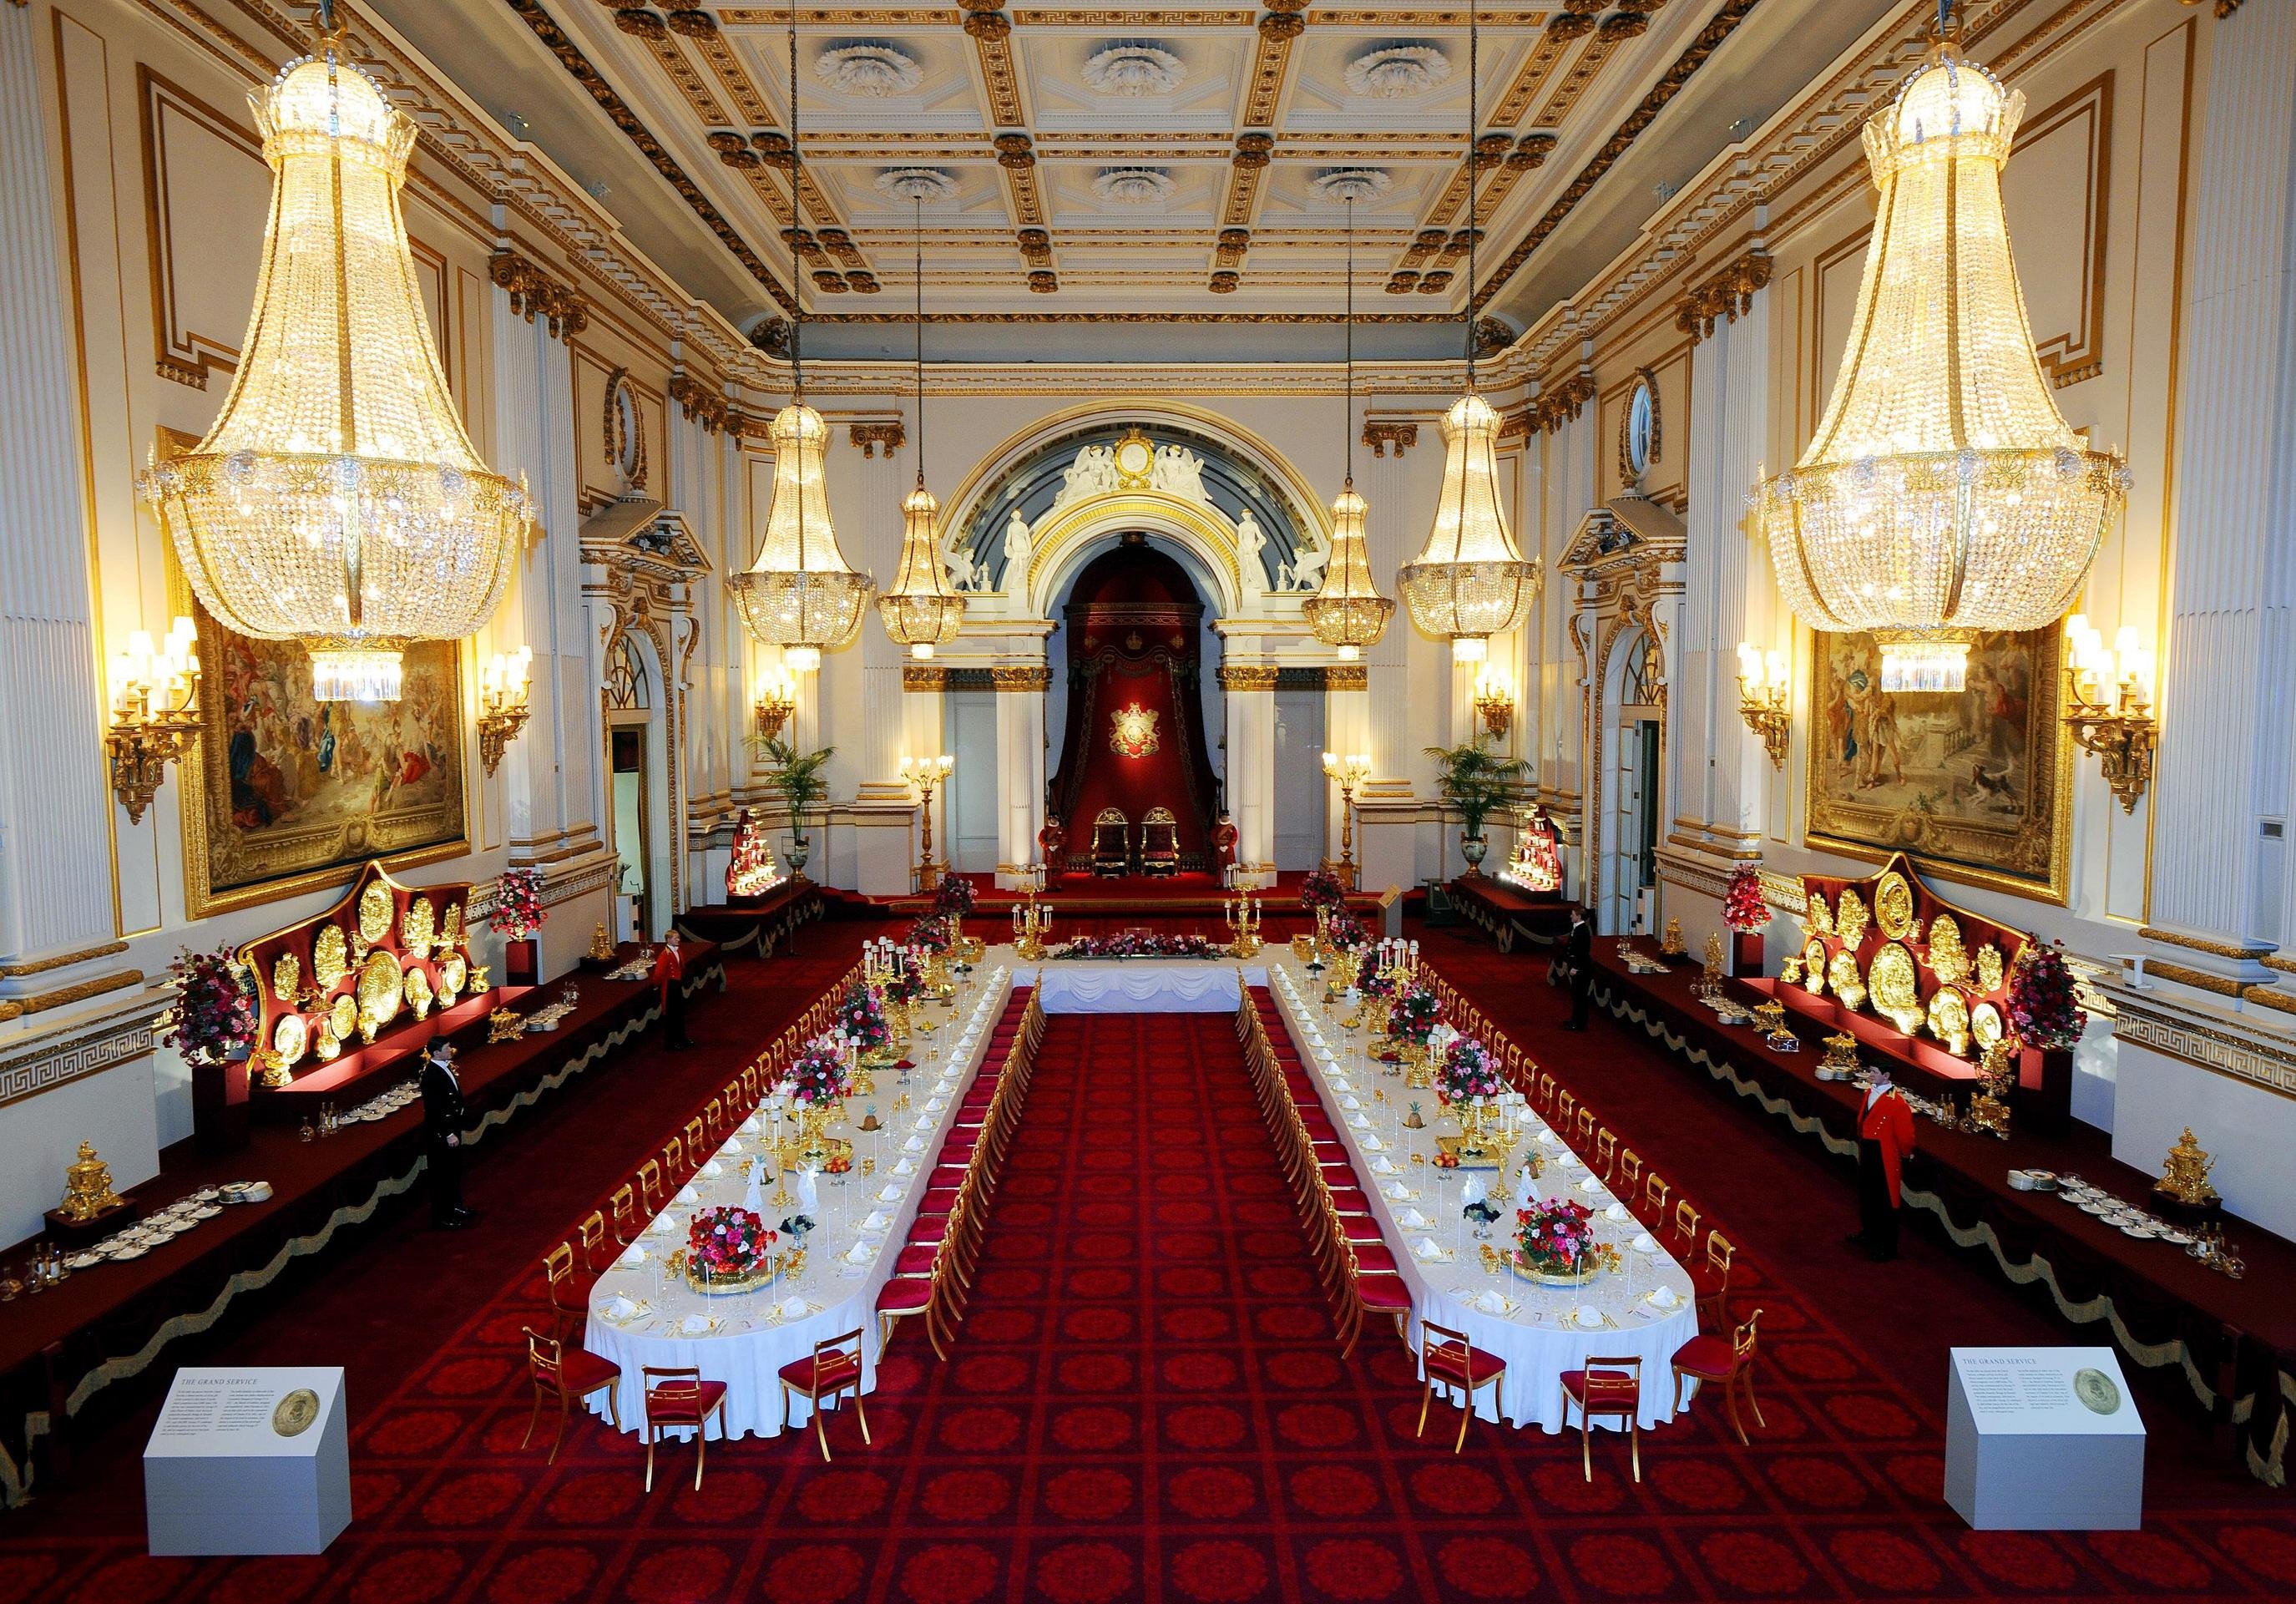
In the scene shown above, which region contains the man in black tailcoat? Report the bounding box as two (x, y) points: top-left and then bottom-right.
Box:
(1560, 905), (1594, 1030)
(420, 1041), (479, 1229)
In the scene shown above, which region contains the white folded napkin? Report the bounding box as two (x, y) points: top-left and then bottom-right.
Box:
(878, 1183), (903, 1202)
(1399, 1208), (1431, 1229)
(675, 1184), (700, 1203)
(1383, 1181), (1412, 1202)
(1329, 1078), (1353, 1093)
(700, 1160), (725, 1178)
(844, 1241), (874, 1265)
(740, 1115), (761, 1134)
(893, 1156), (918, 1176)
(1559, 1153), (1584, 1170)
(1361, 1136), (1386, 1152)
(1648, 1285), (1680, 1308)
(1475, 1289), (1510, 1315)
(617, 1243), (647, 1268)
(913, 1116), (934, 1132)
(647, 1214), (677, 1237)
(862, 1210), (893, 1232)
(903, 1135), (927, 1152)
(604, 1294), (639, 1320)
(1605, 1202), (1631, 1223)
(1414, 1237), (1444, 1261)
(1632, 1232), (1658, 1253)
(926, 1098), (948, 1113)
(1372, 1155), (1400, 1176)
(1575, 1306), (1605, 1329)
(1316, 1048), (1338, 1064)
(680, 1313), (712, 1335)
(1578, 1176), (1607, 1194)
(1538, 1131), (1562, 1147)
(1340, 1095), (1363, 1111)
(1348, 1112), (1372, 1129)
(718, 1138), (745, 1156)
(778, 1296), (809, 1320)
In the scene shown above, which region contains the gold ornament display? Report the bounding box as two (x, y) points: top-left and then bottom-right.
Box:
(313, 923), (349, 989)
(1661, 918), (1686, 957)
(329, 991), (359, 1043)
(440, 952), (468, 998)
(271, 1013), (308, 1069)
(1926, 913), (1970, 985)
(487, 1007), (526, 1044)
(1926, 985), (1972, 1055)
(441, 903), (463, 945)
(403, 966), (434, 1020)
(57, 1142), (125, 1223)
(1868, 943), (1923, 1032)
(1820, 1031), (1862, 1075)
(1974, 944), (2006, 994)
(313, 1020), (341, 1060)
(1800, 939), (1828, 994)
(1827, 949), (1868, 1012)
(1970, 1000), (2005, 1051)
(357, 949), (403, 1039)
(2157, 1127), (2219, 1207)
(587, 923), (618, 962)
(1964, 1040), (2014, 1139)
(358, 881), (393, 944)
(469, 964), (490, 993)
(1834, 890), (1870, 948)
(1874, 871), (1915, 939)
(271, 951), (301, 1003)
(1804, 888), (1834, 936)
(400, 896), (436, 959)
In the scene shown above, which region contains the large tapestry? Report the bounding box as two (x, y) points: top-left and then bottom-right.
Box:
(180, 616), (468, 918)
(1804, 628), (2068, 901)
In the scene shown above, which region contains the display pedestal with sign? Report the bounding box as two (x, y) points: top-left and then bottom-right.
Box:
(1945, 1348), (2143, 1530)
(144, 1367), (349, 1555)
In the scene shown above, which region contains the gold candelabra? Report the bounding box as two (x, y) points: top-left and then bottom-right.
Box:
(754, 667), (797, 742)
(1734, 643), (1792, 770)
(476, 645), (534, 777)
(1472, 666), (1514, 739)
(2062, 615), (2157, 812)
(2158, 1126), (2218, 1207)
(1320, 751), (1370, 889)
(104, 616), (202, 824)
(900, 753), (954, 892)
(1010, 863), (1054, 959)
(1225, 886), (1264, 958)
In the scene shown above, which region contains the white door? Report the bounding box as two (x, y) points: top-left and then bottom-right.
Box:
(945, 690), (1001, 873)
(1272, 687), (1328, 872)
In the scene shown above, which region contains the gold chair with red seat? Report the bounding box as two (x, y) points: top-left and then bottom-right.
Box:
(1335, 1241), (1412, 1359)
(543, 1241), (589, 1344)
(1671, 1308), (1765, 1445)
(1692, 1231), (1736, 1324)
(1417, 1320), (1506, 1453)
(779, 1328), (869, 1461)
(640, 1365), (728, 1491)
(1560, 1354), (1645, 1482)
(520, 1326), (621, 1465)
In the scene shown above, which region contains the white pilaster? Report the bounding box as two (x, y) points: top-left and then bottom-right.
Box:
(995, 670), (1049, 884)
(1224, 669), (1277, 873)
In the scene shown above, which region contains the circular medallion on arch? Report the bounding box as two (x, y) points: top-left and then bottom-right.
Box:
(815, 42), (923, 97)
(1345, 43), (1450, 99)
(1094, 167), (1176, 208)
(876, 167), (958, 205)
(1312, 169), (1392, 207)
(1081, 42), (1186, 99)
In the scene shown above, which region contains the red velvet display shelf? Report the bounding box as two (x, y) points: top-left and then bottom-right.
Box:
(1588, 937), (2296, 1481)
(1447, 873), (1570, 953)
(674, 878), (826, 955)
(250, 988), (506, 1120)
(0, 941), (717, 1498)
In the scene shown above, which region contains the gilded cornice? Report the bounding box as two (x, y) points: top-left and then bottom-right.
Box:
(1216, 664), (1281, 692)
(1675, 250), (1773, 344)
(2107, 978), (2296, 1102)
(989, 665), (1052, 691)
(1361, 422), (1418, 457)
(1525, 370), (1595, 435)
(488, 250), (590, 339)
(2139, 925), (2278, 963)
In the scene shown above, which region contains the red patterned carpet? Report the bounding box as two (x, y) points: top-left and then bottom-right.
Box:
(8, 988), (2294, 1601)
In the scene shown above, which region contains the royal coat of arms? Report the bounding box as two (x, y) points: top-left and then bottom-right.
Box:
(1110, 702), (1161, 758)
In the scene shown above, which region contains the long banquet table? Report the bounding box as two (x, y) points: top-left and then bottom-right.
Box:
(583, 965), (1012, 1440)
(1264, 958), (1701, 1432)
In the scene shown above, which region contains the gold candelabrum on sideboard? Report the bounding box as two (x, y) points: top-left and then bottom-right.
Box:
(1224, 886), (1263, 959)
(476, 645), (534, 777)
(2158, 1126), (2219, 1207)
(104, 615), (203, 824)
(1963, 1040), (2014, 1140)
(1319, 751), (1370, 889)
(1010, 863), (1053, 959)
(2062, 615), (2157, 812)
(1734, 643), (1792, 770)
(900, 753), (954, 893)
(57, 1141), (125, 1223)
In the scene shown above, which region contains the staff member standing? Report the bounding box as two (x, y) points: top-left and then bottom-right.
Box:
(420, 1041), (478, 1229)
(652, 934), (690, 1050)
(1560, 905), (1595, 1030)
(1848, 1065), (1915, 1261)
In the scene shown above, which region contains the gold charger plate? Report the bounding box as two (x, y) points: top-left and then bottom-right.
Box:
(313, 924), (349, 989)
(441, 952), (468, 995)
(404, 966), (435, 1020)
(358, 881), (394, 944)
(271, 1013), (308, 1068)
(330, 991), (359, 1041)
(271, 951), (301, 1004)
(1800, 939), (1828, 994)
(358, 949), (403, 1033)
(1869, 942), (1923, 1031)
(1926, 913), (1970, 985)
(1874, 871), (1915, 940)
(1927, 985), (1972, 1054)
(1975, 944), (2006, 994)
(1827, 949), (1868, 1011)
(1971, 1000), (2005, 1050)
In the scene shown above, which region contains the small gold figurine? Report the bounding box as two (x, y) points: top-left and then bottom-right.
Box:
(2158, 1126), (2219, 1207)
(1661, 917), (1686, 957)
(1819, 1031), (1861, 1075)
(487, 1006), (527, 1044)
(1963, 1040), (2013, 1140)
(587, 923), (618, 962)
(58, 1142), (124, 1223)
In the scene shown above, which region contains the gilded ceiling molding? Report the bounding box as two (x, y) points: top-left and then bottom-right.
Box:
(1221, 132), (1275, 230)
(669, 372), (742, 433)
(1361, 421), (1418, 457)
(1674, 249), (1773, 343)
(488, 250), (591, 338)
(1243, 2), (1307, 128)
(1325, 663), (1368, 692)
(1216, 663), (1281, 692)
(903, 662), (950, 691)
(989, 664), (1053, 691)
(1489, 13), (1587, 127)
(964, 1), (1026, 125)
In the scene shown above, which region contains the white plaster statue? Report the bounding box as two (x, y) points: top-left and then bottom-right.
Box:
(1151, 443), (1208, 504)
(1054, 444), (1118, 510)
(1234, 509), (1267, 600)
(1002, 509), (1034, 589)
(1282, 533), (1328, 592)
(943, 529), (979, 592)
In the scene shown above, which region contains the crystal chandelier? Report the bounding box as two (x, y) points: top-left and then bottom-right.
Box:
(729, 0), (874, 672)
(1752, 16), (2127, 693)
(1396, 2), (1537, 664)
(1302, 194), (1393, 661)
(140, 16), (527, 702)
(876, 189), (965, 659)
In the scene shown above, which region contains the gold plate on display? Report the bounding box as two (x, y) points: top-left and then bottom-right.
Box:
(314, 1020), (341, 1061)
(1828, 949), (1868, 1012)
(1800, 939), (1828, 994)
(1869, 942), (1924, 1030)
(313, 924), (348, 989)
(1971, 1001), (2005, 1050)
(271, 1013), (307, 1068)
(1927, 986), (1972, 1055)
(358, 949), (403, 1032)
(404, 967), (434, 1020)
(1927, 913), (1970, 985)
(271, 951), (301, 1003)
(402, 896), (436, 959)
(441, 952), (468, 999)
(1875, 872), (1916, 940)
(358, 881), (393, 944)
(330, 992), (359, 1042)
(1975, 944), (2006, 994)
(1835, 890), (1871, 948)
(1803, 888), (1834, 937)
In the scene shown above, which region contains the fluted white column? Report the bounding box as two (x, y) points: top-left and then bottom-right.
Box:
(0, 5), (119, 979)
(996, 668), (1048, 885)
(1224, 671), (1277, 873)
(2150, 3), (2296, 969)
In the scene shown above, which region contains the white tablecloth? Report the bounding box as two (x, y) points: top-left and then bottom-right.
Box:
(1011, 946), (1267, 1013)
(582, 968), (1013, 1440)
(1268, 961), (1701, 1432)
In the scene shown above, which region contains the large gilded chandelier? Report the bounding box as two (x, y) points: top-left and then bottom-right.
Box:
(876, 189), (964, 659)
(1397, 3), (1537, 664)
(1302, 194), (1393, 661)
(1752, 21), (2127, 692)
(729, 0), (874, 671)
(141, 19), (527, 703)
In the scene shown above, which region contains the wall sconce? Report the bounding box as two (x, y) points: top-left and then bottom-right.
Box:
(1472, 667), (1515, 740)
(1320, 751), (1371, 888)
(106, 615), (202, 824)
(1735, 642), (1792, 768)
(2063, 615), (2157, 812)
(477, 645), (534, 777)
(754, 667), (797, 743)
(899, 753), (955, 892)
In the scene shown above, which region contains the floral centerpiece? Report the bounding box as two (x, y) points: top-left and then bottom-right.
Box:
(1053, 931), (1224, 960)
(908, 914), (953, 954)
(1325, 910), (1371, 951)
(2007, 941), (2086, 1050)
(1388, 984), (1440, 1047)
(1513, 1197), (1600, 1285)
(1722, 865), (1770, 932)
(1299, 868), (1348, 914)
(1434, 1036), (1503, 1106)
(493, 867), (548, 940)
(882, 945), (927, 1006)
(686, 1204), (775, 1291)
(933, 876), (978, 918)
(837, 981), (893, 1065)
(783, 1035), (852, 1108)
(164, 946), (258, 1070)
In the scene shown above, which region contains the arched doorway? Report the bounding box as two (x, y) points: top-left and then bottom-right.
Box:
(1610, 629), (1664, 935)
(603, 631), (671, 940)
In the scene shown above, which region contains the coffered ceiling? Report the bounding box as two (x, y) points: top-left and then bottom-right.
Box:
(397, 2), (1895, 359)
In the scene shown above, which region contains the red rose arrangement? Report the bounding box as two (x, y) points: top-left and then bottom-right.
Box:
(1299, 869), (1348, 913)
(783, 1035), (851, 1106)
(882, 946), (927, 1005)
(908, 914), (953, 954)
(933, 876), (979, 918)
(163, 945), (257, 1068)
(687, 1206), (772, 1279)
(1326, 910), (1371, 950)
(1053, 931), (1223, 959)
(1435, 1037), (1503, 1106)
(2007, 940), (2086, 1049)
(1515, 1197), (1597, 1276)
(1722, 865), (1770, 933)
(1388, 984), (1440, 1047)
(493, 867), (548, 940)
(837, 981), (890, 1054)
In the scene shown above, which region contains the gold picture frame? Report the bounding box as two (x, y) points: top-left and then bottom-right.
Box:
(1805, 626), (2071, 903)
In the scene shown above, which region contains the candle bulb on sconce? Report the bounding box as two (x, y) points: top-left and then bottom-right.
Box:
(476, 645), (534, 776)
(2062, 614), (2158, 812)
(105, 615), (203, 823)
(1472, 666), (1515, 740)
(1734, 641), (1793, 769)
(754, 667), (797, 742)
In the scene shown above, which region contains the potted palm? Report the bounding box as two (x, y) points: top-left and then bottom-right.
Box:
(1425, 738), (1528, 880)
(754, 735), (835, 881)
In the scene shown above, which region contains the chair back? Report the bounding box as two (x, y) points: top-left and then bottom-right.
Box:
(611, 1183), (639, 1243)
(1582, 1354), (1643, 1414)
(1615, 1149), (1642, 1196)
(1422, 1319), (1472, 1364)
(578, 1210), (609, 1271)
(637, 1159), (665, 1211)
(662, 1135), (685, 1180)
(1672, 1197), (1702, 1247)
(685, 1117), (705, 1156)
(1575, 1107), (1597, 1148)
(1734, 1308), (1763, 1362)
(1555, 1088), (1575, 1128)
(705, 1097), (723, 1132)
(523, 1326), (564, 1384)
(1644, 1173), (1670, 1220)
(803, 1328), (864, 1391)
(1595, 1129), (1616, 1179)
(544, 1241), (577, 1310)
(1536, 1071), (1555, 1111)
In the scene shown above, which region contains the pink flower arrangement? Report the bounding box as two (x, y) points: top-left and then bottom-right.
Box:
(1435, 1037), (1503, 1105)
(1054, 932), (1222, 959)
(837, 982), (889, 1053)
(783, 1035), (851, 1106)
(1325, 910), (1371, 950)
(933, 876), (979, 918)
(2007, 940), (2086, 1049)
(1299, 869), (1348, 913)
(1722, 865), (1770, 933)
(687, 1206), (772, 1279)
(908, 914), (953, 954)
(1388, 984), (1440, 1046)
(882, 947), (927, 1005)
(163, 946), (257, 1068)
(493, 867), (547, 939)
(1516, 1198), (1597, 1276)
